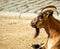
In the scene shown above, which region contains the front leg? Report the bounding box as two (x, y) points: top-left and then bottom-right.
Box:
(32, 43), (46, 49)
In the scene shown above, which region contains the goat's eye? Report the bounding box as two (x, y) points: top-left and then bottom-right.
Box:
(41, 16), (43, 19)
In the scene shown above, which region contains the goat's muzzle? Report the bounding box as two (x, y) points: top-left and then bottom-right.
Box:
(31, 21), (37, 28)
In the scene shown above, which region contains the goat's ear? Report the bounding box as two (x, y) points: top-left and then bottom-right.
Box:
(47, 11), (53, 18)
(43, 12), (49, 18)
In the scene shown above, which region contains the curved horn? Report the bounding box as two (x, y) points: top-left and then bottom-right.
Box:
(41, 5), (59, 21)
(42, 8), (59, 15)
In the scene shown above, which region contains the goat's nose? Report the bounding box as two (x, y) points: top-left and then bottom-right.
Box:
(31, 22), (36, 28)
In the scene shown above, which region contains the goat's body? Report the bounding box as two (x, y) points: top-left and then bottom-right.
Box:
(44, 16), (60, 49)
(47, 36), (60, 49)
(31, 15), (60, 49)
(31, 5), (60, 49)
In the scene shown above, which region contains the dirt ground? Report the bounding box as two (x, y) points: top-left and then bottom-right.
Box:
(0, 17), (48, 49)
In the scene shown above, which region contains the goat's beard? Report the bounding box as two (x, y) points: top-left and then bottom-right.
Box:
(34, 27), (40, 38)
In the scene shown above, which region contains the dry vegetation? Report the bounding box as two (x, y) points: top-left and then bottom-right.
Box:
(0, 16), (47, 49)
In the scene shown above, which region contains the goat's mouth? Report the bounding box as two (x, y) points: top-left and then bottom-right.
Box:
(31, 22), (37, 28)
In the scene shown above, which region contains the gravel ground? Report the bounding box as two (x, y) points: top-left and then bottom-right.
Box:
(0, 17), (48, 49)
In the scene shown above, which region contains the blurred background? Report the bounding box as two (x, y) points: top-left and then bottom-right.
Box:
(0, 0), (60, 49)
(0, 0), (60, 13)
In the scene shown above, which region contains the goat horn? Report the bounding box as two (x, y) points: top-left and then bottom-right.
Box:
(41, 6), (59, 21)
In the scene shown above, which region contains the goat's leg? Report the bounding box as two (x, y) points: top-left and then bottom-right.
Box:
(32, 43), (46, 49)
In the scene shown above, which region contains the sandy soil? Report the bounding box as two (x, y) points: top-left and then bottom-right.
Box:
(0, 17), (48, 49)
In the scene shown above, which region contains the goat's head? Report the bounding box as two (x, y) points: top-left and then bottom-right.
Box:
(31, 5), (59, 38)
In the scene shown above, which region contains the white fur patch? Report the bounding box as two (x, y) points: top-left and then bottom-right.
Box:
(47, 37), (59, 49)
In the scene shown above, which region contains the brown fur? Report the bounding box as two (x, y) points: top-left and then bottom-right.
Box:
(31, 6), (60, 49)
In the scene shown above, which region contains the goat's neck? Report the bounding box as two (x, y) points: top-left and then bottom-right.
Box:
(45, 16), (60, 38)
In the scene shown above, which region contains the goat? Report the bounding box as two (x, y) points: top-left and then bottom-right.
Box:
(31, 5), (60, 49)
